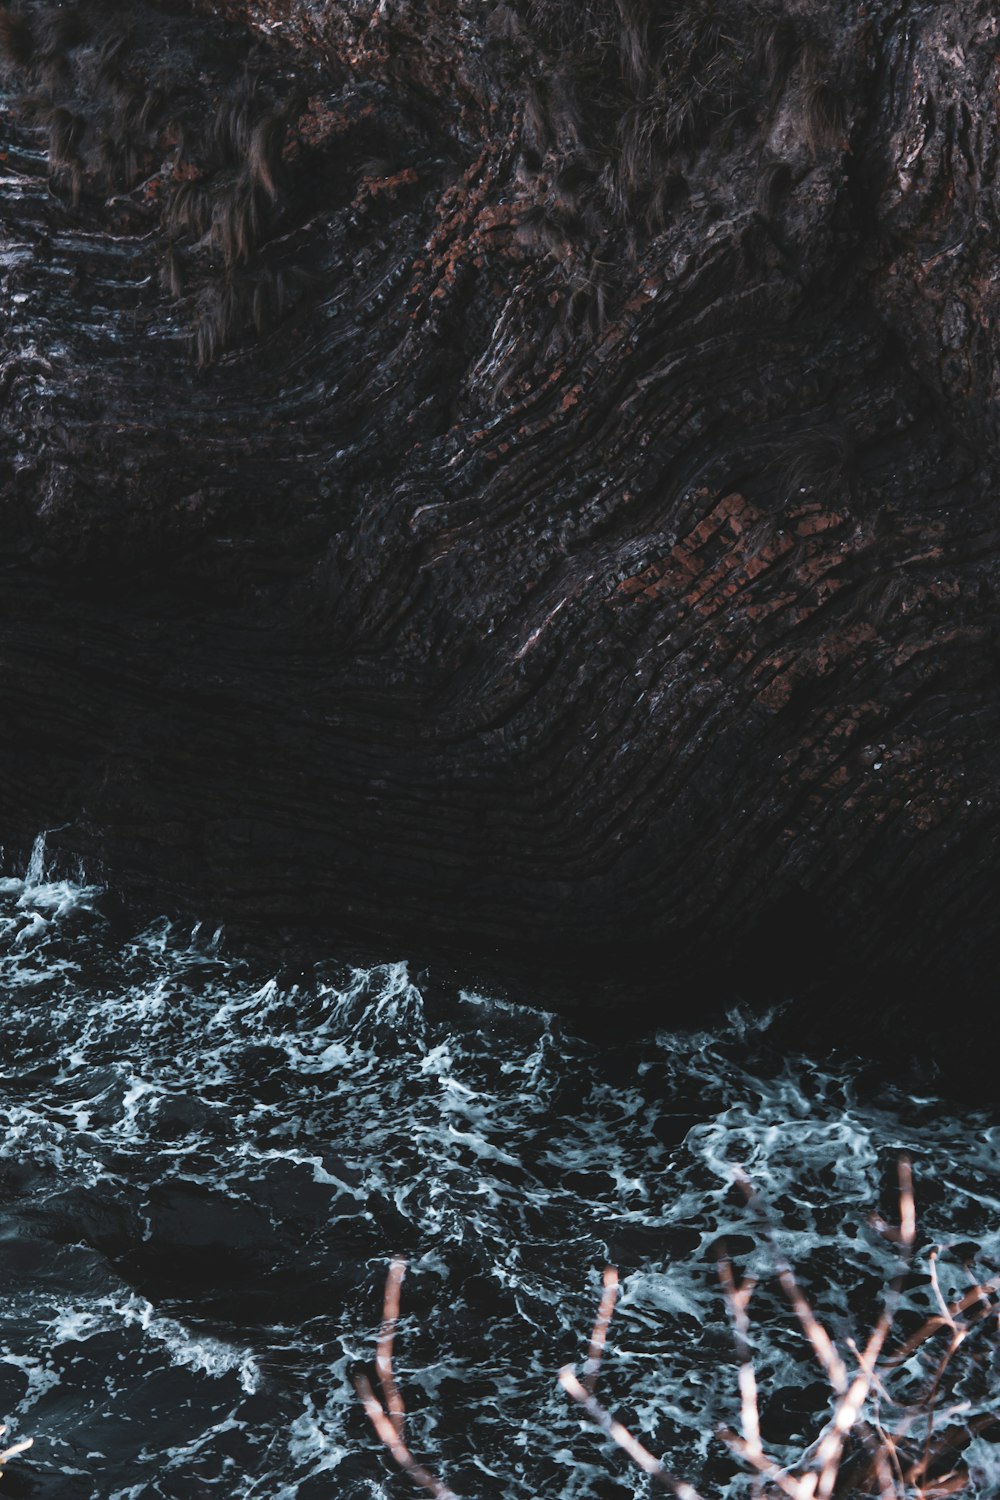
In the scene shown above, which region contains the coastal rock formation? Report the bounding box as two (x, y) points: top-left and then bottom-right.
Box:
(1, 0), (997, 1078)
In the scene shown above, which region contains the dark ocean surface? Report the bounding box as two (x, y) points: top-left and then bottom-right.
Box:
(0, 839), (997, 1499)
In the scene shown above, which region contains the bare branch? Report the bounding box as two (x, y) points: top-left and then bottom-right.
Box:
(814, 1360), (882, 1499)
(927, 1251), (965, 1343)
(811, 1161), (920, 1499)
(582, 1265), (619, 1394)
(882, 1276), (1000, 1369)
(0, 1425), (32, 1467)
(898, 1157), (915, 1253)
(360, 1156), (995, 1500)
(733, 1170), (849, 1395)
(728, 1158), (922, 1500)
(356, 1263), (460, 1499)
(718, 1425), (817, 1500)
(560, 1366), (707, 1500)
(872, 1445), (899, 1500)
(378, 1256), (408, 1438)
(355, 1373), (461, 1500)
(718, 1254), (762, 1474)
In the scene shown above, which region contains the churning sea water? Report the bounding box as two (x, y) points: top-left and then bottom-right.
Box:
(0, 839), (997, 1499)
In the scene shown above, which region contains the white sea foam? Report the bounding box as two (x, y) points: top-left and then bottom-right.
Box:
(0, 852), (996, 1496)
(47, 1294), (261, 1394)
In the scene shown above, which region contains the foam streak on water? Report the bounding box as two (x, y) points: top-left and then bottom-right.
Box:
(0, 841), (997, 1498)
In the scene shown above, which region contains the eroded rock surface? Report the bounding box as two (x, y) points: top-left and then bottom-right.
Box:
(1, 0), (997, 1074)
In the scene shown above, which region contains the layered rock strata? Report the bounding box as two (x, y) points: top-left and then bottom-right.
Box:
(1, 0), (997, 1079)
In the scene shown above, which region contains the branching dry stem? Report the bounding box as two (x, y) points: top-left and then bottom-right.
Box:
(357, 1158), (999, 1500)
(563, 1156), (994, 1500)
(354, 1257), (460, 1500)
(559, 1366), (706, 1497)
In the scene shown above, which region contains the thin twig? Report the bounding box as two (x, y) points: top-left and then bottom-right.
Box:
(560, 1366), (707, 1500)
(898, 1157), (916, 1252)
(582, 1265), (618, 1393)
(717, 1252), (762, 1487)
(0, 1426), (32, 1466)
(733, 1170), (849, 1396)
(911, 1346), (967, 1494)
(355, 1373), (461, 1500)
(718, 1425), (817, 1500)
(846, 1351), (906, 1498)
(812, 1159), (917, 1499)
(867, 1397), (906, 1500)
(356, 1263), (460, 1499)
(882, 1277), (1000, 1369)
(921, 1332), (966, 1438)
(928, 1250), (961, 1337)
(378, 1256), (408, 1438)
(848, 1339), (898, 1410)
(548, 1156), (997, 1500)
(873, 1445), (899, 1500)
(814, 1341), (884, 1500)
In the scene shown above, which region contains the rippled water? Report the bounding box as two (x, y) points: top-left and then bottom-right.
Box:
(0, 839), (997, 1499)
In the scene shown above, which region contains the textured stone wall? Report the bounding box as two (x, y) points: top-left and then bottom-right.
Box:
(0, 0), (997, 1080)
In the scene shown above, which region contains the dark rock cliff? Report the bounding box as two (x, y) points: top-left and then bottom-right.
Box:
(1, 0), (997, 1085)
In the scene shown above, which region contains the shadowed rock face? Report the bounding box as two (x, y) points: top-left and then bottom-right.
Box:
(1, 0), (998, 1076)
